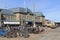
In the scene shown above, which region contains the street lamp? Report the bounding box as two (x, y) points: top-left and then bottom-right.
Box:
(24, 0), (27, 13)
(32, 0), (36, 27)
(23, 0), (36, 27)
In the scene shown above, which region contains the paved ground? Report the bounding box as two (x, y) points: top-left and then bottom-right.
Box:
(0, 27), (60, 40)
(39, 27), (60, 40)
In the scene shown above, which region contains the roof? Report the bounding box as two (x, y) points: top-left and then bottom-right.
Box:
(0, 9), (14, 15)
(9, 7), (33, 14)
(0, 8), (45, 17)
(34, 12), (45, 17)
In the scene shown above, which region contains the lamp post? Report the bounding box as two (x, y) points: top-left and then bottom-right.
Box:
(20, 0), (27, 26)
(24, 0), (27, 13)
(23, 0), (28, 24)
(23, 0), (36, 27)
(32, 0), (36, 27)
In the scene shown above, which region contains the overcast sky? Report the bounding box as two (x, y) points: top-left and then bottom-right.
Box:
(0, 0), (60, 22)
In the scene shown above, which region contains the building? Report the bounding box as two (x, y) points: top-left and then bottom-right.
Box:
(34, 12), (45, 27)
(0, 9), (20, 28)
(43, 19), (56, 28)
(55, 22), (60, 27)
(0, 7), (45, 27)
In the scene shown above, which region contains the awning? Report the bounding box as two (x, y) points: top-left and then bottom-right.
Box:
(4, 22), (20, 24)
(24, 20), (33, 22)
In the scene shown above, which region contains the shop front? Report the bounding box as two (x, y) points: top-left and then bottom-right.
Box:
(3, 21), (20, 27)
(35, 22), (43, 27)
(24, 20), (33, 27)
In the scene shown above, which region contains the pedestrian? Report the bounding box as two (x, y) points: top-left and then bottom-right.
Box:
(23, 22), (29, 38)
(18, 26), (24, 37)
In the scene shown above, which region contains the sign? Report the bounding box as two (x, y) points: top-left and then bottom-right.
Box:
(4, 22), (20, 24)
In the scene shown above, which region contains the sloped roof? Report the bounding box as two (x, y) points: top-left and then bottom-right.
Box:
(34, 12), (45, 17)
(0, 9), (14, 15)
(0, 8), (45, 17)
(9, 7), (33, 14)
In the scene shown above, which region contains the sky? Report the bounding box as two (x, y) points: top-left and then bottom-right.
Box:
(0, 0), (60, 22)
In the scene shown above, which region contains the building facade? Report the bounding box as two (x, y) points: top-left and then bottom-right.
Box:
(43, 19), (56, 28)
(0, 7), (45, 27)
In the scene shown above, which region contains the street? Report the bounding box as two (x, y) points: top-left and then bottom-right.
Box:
(0, 27), (60, 40)
(39, 27), (60, 40)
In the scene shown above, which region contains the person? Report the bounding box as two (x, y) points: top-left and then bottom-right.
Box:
(13, 27), (18, 37)
(10, 27), (18, 37)
(18, 22), (29, 38)
(0, 26), (2, 32)
(23, 22), (29, 38)
(18, 26), (24, 37)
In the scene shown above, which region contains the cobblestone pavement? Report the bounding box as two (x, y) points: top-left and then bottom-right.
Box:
(0, 27), (60, 40)
(39, 27), (60, 40)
